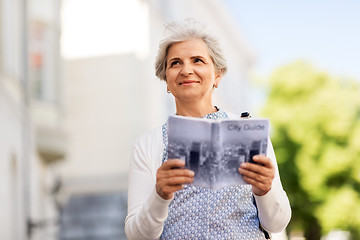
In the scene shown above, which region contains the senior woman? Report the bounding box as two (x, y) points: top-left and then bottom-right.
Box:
(125, 19), (291, 239)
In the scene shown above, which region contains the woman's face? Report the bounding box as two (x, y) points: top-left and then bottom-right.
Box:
(165, 39), (222, 104)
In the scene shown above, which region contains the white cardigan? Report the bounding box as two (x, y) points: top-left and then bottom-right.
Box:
(125, 113), (291, 240)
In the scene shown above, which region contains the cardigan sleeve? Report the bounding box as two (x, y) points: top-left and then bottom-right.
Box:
(125, 129), (172, 240)
(253, 138), (292, 233)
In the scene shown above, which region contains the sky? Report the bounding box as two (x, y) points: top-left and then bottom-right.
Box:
(223, 0), (360, 80)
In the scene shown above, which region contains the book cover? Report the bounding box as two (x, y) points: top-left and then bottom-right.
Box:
(167, 115), (269, 189)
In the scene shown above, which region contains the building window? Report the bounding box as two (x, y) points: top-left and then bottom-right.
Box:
(29, 21), (59, 103)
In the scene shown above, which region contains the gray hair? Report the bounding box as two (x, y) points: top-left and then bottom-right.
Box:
(155, 19), (228, 81)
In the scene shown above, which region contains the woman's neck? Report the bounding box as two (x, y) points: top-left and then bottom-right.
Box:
(175, 101), (218, 118)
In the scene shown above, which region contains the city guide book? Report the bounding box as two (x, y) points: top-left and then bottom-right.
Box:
(167, 115), (269, 189)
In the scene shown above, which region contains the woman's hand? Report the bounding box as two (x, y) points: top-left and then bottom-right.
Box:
(156, 159), (195, 200)
(238, 155), (275, 196)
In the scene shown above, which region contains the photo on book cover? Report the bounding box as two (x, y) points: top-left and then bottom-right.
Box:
(167, 115), (269, 189)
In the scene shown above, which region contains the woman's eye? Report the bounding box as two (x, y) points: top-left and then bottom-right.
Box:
(170, 61), (180, 67)
(194, 58), (204, 63)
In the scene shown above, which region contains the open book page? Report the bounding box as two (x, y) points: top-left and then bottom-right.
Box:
(167, 115), (269, 189)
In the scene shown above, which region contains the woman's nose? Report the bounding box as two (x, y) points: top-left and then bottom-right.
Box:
(180, 62), (193, 75)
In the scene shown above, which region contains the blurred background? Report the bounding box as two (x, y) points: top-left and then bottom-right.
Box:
(0, 0), (359, 239)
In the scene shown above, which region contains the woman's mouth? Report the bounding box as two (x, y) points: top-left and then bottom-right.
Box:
(179, 80), (199, 86)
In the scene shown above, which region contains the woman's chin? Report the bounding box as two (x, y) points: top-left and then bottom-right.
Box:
(175, 92), (211, 102)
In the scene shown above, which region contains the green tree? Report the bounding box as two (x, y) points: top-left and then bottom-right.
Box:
(261, 61), (360, 239)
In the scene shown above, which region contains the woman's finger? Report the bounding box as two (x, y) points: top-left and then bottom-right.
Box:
(160, 159), (186, 170)
(251, 155), (273, 169)
(157, 175), (194, 186)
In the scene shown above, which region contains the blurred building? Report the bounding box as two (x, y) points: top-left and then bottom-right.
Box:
(0, 1), (29, 237)
(1, 0), (256, 239)
(1, 0), (63, 239)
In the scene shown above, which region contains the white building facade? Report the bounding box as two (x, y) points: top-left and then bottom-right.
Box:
(0, 0), (64, 239)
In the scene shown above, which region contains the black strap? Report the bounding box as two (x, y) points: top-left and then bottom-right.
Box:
(242, 111), (271, 239)
(252, 196), (271, 239)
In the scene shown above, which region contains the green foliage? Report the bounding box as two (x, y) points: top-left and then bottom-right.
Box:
(261, 61), (360, 239)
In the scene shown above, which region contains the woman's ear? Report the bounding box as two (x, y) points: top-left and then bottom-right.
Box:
(214, 69), (223, 85)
